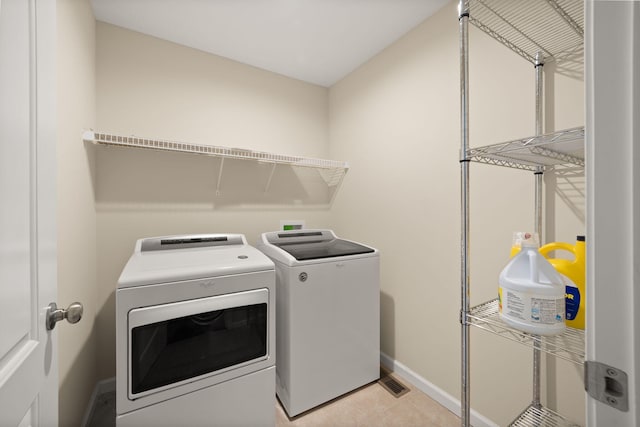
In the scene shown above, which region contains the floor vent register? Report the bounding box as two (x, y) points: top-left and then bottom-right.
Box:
(378, 370), (410, 398)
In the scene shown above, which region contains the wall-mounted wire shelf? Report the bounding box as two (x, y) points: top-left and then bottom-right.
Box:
(468, 0), (584, 77)
(466, 299), (584, 366)
(83, 130), (348, 173)
(466, 126), (584, 171)
(510, 404), (581, 427)
(83, 130), (349, 194)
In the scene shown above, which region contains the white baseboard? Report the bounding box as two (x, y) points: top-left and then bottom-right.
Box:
(380, 352), (498, 427)
(80, 377), (116, 427)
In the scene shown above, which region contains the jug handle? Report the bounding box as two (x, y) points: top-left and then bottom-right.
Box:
(539, 242), (575, 259)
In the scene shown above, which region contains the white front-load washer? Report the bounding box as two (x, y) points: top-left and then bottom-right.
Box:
(116, 234), (276, 426)
(257, 229), (379, 417)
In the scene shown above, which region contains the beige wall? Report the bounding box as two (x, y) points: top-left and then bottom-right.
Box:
(93, 22), (334, 380)
(56, 0), (97, 426)
(329, 1), (585, 425)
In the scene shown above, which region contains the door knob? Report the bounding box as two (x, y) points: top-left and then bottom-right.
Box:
(46, 302), (83, 330)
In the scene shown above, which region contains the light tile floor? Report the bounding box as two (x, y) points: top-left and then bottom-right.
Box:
(276, 376), (461, 427)
(87, 373), (460, 427)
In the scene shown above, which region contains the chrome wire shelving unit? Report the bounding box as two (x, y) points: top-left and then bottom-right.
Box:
(83, 130), (349, 193)
(458, 1), (585, 426)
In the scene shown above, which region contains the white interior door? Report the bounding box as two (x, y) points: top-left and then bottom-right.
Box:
(0, 0), (58, 425)
(586, 1), (638, 426)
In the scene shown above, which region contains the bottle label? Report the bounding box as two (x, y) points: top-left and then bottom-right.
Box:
(557, 273), (581, 321)
(501, 288), (565, 325)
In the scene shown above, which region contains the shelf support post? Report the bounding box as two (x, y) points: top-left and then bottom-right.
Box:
(533, 51), (545, 408)
(459, 1), (471, 426)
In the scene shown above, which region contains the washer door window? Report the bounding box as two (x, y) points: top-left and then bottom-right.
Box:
(128, 288), (269, 399)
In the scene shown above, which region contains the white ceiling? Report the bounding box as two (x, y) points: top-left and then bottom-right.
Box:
(90, 0), (449, 87)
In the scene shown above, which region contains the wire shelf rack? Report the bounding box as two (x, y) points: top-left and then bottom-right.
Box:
(466, 299), (585, 366)
(468, 0), (584, 77)
(83, 130), (350, 195)
(466, 126), (584, 171)
(510, 404), (582, 427)
(83, 130), (349, 175)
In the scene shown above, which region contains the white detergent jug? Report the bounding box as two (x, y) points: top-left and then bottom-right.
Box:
(498, 233), (566, 335)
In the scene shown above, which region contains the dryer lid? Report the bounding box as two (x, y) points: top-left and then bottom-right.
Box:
(118, 234), (274, 288)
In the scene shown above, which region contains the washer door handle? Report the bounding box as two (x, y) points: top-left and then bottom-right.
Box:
(46, 302), (83, 330)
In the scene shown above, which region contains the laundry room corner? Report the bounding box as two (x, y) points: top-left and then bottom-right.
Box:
(41, 0), (592, 425)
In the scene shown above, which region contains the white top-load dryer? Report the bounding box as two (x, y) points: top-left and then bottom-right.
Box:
(116, 234), (276, 427)
(258, 229), (379, 417)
